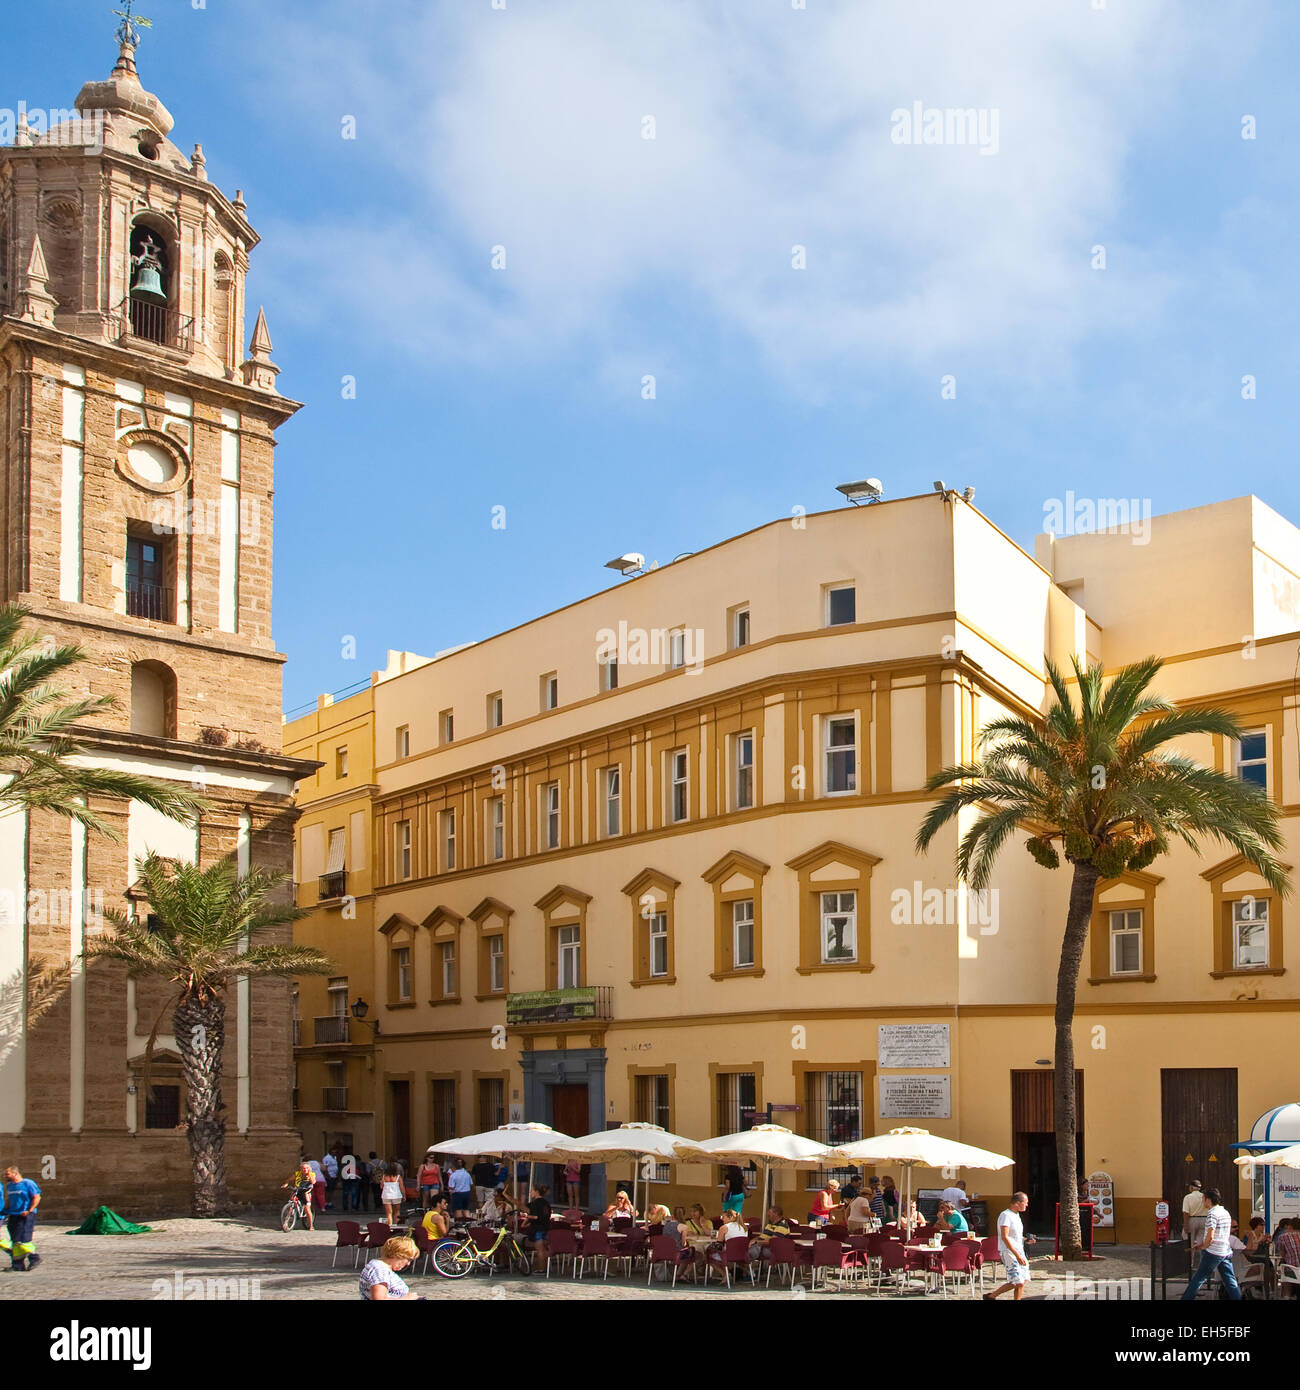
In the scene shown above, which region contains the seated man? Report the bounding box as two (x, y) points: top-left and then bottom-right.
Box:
(749, 1205), (793, 1262)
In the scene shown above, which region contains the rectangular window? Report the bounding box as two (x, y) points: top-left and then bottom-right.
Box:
(1109, 909), (1143, 975)
(669, 629), (686, 669)
(125, 530), (174, 622)
(478, 1076), (505, 1132)
(1235, 731), (1267, 793)
(824, 715), (857, 794)
(335, 746), (348, 778)
(440, 709), (454, 744)
(604, 766), (621, 837)
(803, 1070), (863, 1188)
(395, 820), (412, 881)
(440, 809), (456, 871)
(732, 899), (755, 969)
(734, 731), (755, 810)
(541, 674), (558, 711)
(669, 749), (688, 823)
(487, 692), (503, 728)
(717, 1070), (757, 1136)
(634, 1074), (671, 1181)
(320, 827), (346, 899)
(826, 583), (856, 626)
(543, 782), (561, 849)
(145, 1083), (181, 1129)
(327, 977), (349, 1018)
(488, 935), (505, 993)
(558, 924), (581, 989)
(489, 796), (504, 861)
(601, 657), (619, 692)
(440, 941), (457, 997)
(395, 725), (410, 759)
(431, 1078), (457, 1143)
(732, 605), (751, 649)
(394, 946), (412, 1001)
(820, 890), (857, 963)
(648, 912), (668, 978)
(1233, 898), (1269, 969)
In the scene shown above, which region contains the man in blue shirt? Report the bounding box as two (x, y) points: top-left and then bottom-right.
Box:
(1, 1166), (41, 1271)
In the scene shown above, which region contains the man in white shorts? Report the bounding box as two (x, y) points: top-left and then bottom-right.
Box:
(985, 1191), (1032, 1300)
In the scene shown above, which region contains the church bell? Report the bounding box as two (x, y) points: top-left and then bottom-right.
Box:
(131, 261), (167, 305)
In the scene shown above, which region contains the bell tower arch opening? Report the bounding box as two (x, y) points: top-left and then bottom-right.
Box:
(128, 215), (176, 345)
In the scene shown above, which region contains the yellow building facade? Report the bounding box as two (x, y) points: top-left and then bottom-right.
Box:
(292, 491), (1300, 1238)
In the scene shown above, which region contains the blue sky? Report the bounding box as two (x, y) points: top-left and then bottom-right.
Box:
(7, 0), (1300, 713)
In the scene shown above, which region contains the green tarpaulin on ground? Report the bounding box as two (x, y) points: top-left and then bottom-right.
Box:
(65, 1206), (153, 1235)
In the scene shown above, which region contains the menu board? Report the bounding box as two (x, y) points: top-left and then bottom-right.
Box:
(879, 1074), (951, 1119)
(1086, 1170), (1115, 1233)
(878, 1023), (951, 1069)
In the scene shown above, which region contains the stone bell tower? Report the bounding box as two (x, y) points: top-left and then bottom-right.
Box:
(0, 19), (315, 1214)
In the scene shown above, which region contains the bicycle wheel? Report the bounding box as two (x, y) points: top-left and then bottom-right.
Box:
(509, 1242), (533, 1276)
(432, 1239), (476, 1279)
(280, 1201), (298, 1233)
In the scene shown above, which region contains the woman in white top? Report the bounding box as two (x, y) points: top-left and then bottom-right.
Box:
(847, 1193), (875, 1232)
(380, 1169), (405, 1225)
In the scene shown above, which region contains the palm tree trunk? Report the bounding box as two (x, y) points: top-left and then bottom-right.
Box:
(1054, 861), (1099, 1261)
(174, 993), (229, 1217)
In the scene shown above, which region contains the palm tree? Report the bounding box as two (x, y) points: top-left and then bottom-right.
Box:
(0, 602), (204, 828)
(84, 853), (333, 1217)
(916, 655), (1288, 1259)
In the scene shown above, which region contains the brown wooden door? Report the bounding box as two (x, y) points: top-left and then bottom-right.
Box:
(551, 1083), (589, 1138)
(389, 1080), (411, 1170)
(1011, 1070), (1084, 1230)
(1161, 1069), (1238, 1207)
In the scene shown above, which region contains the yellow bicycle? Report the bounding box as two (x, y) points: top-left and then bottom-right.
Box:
(432, 1222), (532, 1278)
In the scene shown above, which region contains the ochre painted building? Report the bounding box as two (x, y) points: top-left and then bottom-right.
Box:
(292, 491), (1300, 1239)
(0, 35), (312, 1214)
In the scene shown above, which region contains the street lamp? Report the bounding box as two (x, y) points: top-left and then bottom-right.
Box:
(350, 997), (379, 1035)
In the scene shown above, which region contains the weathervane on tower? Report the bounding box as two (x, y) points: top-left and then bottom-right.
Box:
(113, 1), (153, 50)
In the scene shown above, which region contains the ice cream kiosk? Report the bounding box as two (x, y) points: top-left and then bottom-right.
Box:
(1232, 1103), (1300, 1227)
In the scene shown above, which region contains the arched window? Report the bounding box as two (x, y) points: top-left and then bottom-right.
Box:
(212, 251), (234, 371)
(130, 660), (177, 738)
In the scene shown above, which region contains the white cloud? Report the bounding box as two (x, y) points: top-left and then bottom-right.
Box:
(252, 0), (1221, 392)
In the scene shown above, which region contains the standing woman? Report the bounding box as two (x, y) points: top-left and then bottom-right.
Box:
(564, 1160), (582, 1210)
(720, 1164), (747, 1219)
(418, 1150), (443, 1211)
(380, 1165), (406, 1226)
(881, 1176), (901, 1223)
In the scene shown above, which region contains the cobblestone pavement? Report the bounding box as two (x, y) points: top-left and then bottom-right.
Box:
(4, 1212), (1166, 1301)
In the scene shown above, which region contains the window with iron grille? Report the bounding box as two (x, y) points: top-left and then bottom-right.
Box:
(145, 1083), (180, 1129)
(431, 1078), (457, 1145)
(803, 1070), (863, 1189)
(716, 1071), (756, 1137)
(634, 1073), (671, 1181)
(478, 1076), (505, 1131)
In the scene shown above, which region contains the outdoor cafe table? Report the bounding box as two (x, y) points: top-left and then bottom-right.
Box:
(903, 1244), (945, 1291)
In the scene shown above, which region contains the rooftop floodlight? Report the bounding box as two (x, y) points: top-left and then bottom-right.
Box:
(963, 486), (976, 503)
(604, 552), (645, 576)
(933, 480), (946, 493)
(836, 478), (883, 506)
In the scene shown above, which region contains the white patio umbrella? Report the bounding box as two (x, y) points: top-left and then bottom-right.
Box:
(831, 1126), (1013, 1234)
(1234, 1142), (1300, 1168)
(673, 1123), (840, 1219)
(427, 1122), (572, 1204)
(546, 1122), (694, 1216)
